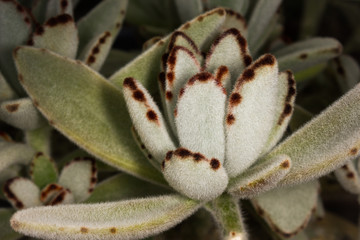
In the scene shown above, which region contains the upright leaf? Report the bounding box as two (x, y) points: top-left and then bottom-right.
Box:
(30, 152), (58, 189)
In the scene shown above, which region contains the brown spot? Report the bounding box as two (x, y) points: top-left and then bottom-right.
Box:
(110, 227), (116, 233)
(146, 110), (158, 122)
(99, 32), (111, 44)
(133, 90), (146, 102)
(347, 172), (355, 178)
(188, 72), (212, 85)
(174, 148), (192, 158)
(161, 161), (165, 169)
(3, 177), (24, 209)
(11, 220), (20, 229)
(158, 72), (166, 91)
(183, 23), (190, 29)
(299, 53), (308, 59)
(0, 132), (12, 142)
(35, 152), (44, 158)
(193, 153), (205, 162)
(350, 148), (358, 155)
(229, 93), (242, 106)
(120, 10), (125, 15)
(18, 74), (24, 83)
(215, 66), (228, 82)
(116, 22), (121, 28)
(244, 55), (252, 66)
(254, 54), (275, 68)
(61, 0), (68, 10)
(35, 26), (44, 35)
(46, 14), (73, 27)
(24, 17), (30, 24)
(147, 154), (153, 159)
(140, 144), (145, 149)
(49, 191), (66, 205)
(49, 120), (55, 125)
(27, 39), (34, 46)
(87, 55), (96, 64)
(217, 9), (225, 16)
(174, 109), (178, 117)
(80, 227), (88, 233)
(257, 207), (265, 216)
(210, 158), (220, 170)
(281, 160), (290, 169)
(197, 16), (204, 22)
(5, 103), (19, 112)
(342, 164), (349, 170)
(123, 77), (137, 90)
(166, 72), (175, 84)
(165, 91), (173, 100)
(91, 177), (97, 184)
(226, 114), (235, 125)
(165, 151), (173, 161)
(241, 69), (255, 81)
(16, 4), (24, 12)
(92, 47), (100, 54)
(286, 87), (296, 101)
(283, 104), (292, 115)
(231, 232), (236, 237)
(161, 53), (169, 70)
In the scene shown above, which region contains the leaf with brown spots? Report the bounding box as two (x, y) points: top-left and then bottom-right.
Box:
(31, 153), (58, 189)
(334, 160), (360, 194)
(11, 194), (200, 240)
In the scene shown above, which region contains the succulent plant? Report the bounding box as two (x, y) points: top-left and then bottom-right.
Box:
(5, 5), (360, 239)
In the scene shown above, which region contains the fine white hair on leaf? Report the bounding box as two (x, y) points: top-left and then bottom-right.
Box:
(175, 72), (226, 162)
(58, 158), (97, 203)
(165, 46), (201, 134)
(123, 77), (175, 163)
(40, 183), (67, 205)
(47, 189), (75, 206)
(260, 70), (296, 155)
(213, 65), (232, 94)
(225, 54), (279, 177)
(222, 9), (248, 38)
(205, 28), (252, 86)
(167, 31), (203, 64)
(334, 160), (360, 194)
(268, 82), (360, 187)
(0, 98), (45, 130)
(162, 148), (228, 201)
(227, 154), (291, 199)
(10, 194), (201, 240)
(3, 177), (42, 210)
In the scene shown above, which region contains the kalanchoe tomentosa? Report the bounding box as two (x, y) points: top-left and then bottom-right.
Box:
(9, 8), (360, 240)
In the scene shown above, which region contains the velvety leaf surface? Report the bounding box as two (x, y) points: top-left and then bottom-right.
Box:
(334, 160), (360, 194)
(0, 141), (35, 173)
(11, 195), (201, 240)
(0, 0), (31, 96)
(30, 153), (58, 189)
(14, 47), (165, 186)
(267, 82), (360, 187)
(25, 125), (52, 156)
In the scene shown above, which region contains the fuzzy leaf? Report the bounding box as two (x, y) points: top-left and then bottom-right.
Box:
(11, 194), (201, 240)
(274, 38), (342, 73)
(247, 0), (282, 52)
(0, 98), (45, 130)
(85, 174), (171, 203)
(289, 105), (313, 132)
(110, 8), (226, 91)
(0, 165), (21, 199)
(0, 0), (31, 96)
(163, 148), (228, 201)
(32, 14), (78, 59)
(174, 0), (203, 23)
(205, 28), (251, 85)
(45, 0), (73, 19)
(175, 73), (226, 162)
(77, 0), (127, 54)
(123, 78), (175, 164)
(0, 208), (21, 240)
(0, 71), (17, 102)
(48, 189), (74, 205)
(25, 125), (52, 156)
(252, 181), (318, 238)
(80, 31), (114, 71)
(58, 158), (97, 202)
(0, 141), (35, 173)
(261, 70), (296, 154)
(330, 55), (360, 93)
(267, 82), (360, 187)
(334, 160), (360, 194)
(14, 47), (166, 186)
(221, 9), (248, 37)
(225, 54), (279, 177)
(30, 153), (58, 189)
(4, 177), (42, 209)
(228, 154), (291, 198)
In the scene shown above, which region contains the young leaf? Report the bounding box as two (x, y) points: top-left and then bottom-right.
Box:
(85, 174), (171, 203)
(267, 82), (360, 187)
(11, 194), (201, 240)
(252, 181), (319, 238)
(58, 158), (97, 202)
(227, 154), (291, 198)
(14, 47), (166, 186)
(0, 141), (35, 173)
(274, 38), (342, 73)
(30, 152), (58, 189)
(0, 98), (45, 130)
(4, 177), (42, 209)
(32, 14), (78, 59)
(0, 0), (31, 96)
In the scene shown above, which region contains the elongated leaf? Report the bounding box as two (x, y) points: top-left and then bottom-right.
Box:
(247, 0), (282, 52)
(58, 158), (97, 202)
(14, 47), (166, 186)
(0, 98), (45, 130)
(0, 141), (35, 173)
(330, 55), (360, 93)
(85, 174), (171, 203)
(77, 0), (128, 54)
(110, 8), (226, 91)
(334, 160), (360, 194)
(32, 14), (78, 59)
(0, 0), (31, 96)
(267, 82), (360, 187)
(0, 208), (21, 240)
(252, 181), (318, 238)
(30, 152), (58, 189)
(274, 38), (342, 73)
(228, 154), (291, 198)
(299, 0), (327, 39)
(0, 71), (17, 102)
(11, 194), (201, 240)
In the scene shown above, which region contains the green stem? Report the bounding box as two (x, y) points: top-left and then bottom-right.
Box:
(208, 193), (248, 240)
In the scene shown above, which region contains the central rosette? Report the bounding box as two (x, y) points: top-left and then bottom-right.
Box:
(123, 18), (295, 201)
